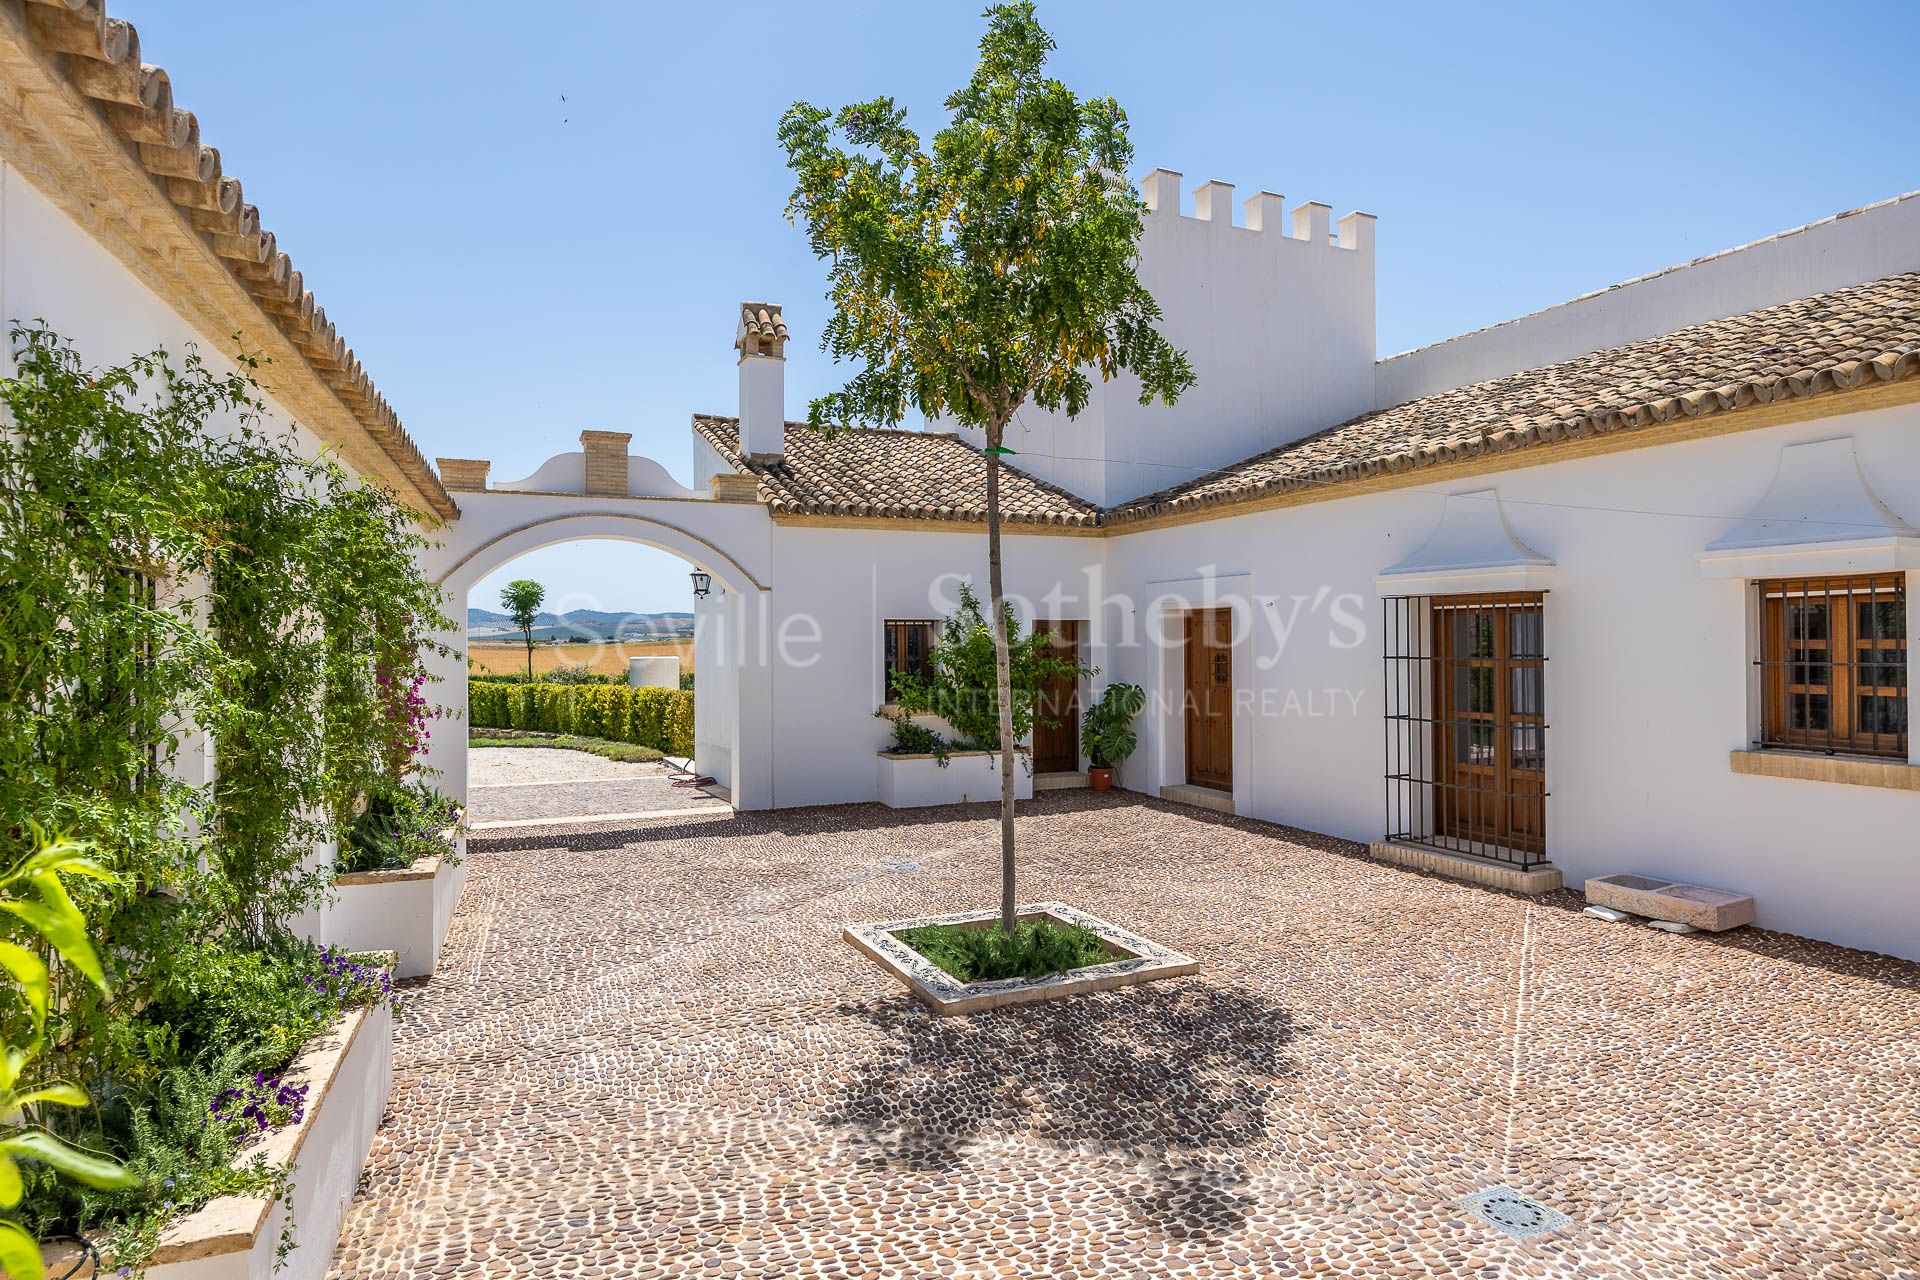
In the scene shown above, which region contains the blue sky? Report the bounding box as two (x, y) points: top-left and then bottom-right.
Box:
(135, 1), (1920, 613)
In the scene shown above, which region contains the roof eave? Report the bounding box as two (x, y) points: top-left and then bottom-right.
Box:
(0, 2), (456, 522)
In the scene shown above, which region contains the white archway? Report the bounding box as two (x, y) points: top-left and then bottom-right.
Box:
(419, 481), (776, 811)
(434, 510), (771, 599)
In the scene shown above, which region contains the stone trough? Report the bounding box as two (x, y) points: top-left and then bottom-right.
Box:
(1584, 874), (1756, 931)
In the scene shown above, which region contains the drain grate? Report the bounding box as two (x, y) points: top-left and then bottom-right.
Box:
(888, 860), (922, 872)
(1459, 1186), (1571, 1240)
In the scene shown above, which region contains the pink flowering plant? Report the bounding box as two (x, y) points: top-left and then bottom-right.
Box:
(376, 669), (438, 773)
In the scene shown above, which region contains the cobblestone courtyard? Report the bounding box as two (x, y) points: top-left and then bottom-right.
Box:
(328, 792), (1919, 1279)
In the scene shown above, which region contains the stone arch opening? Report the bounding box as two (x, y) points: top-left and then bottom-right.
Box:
(421, 506), (773, 814)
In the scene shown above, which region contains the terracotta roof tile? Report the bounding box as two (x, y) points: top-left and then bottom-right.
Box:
(1107, 270), (1920, 525)
(697, 273), (1920, 532)
(736, 303), (789, 357)
(693, 418), (1103, 528)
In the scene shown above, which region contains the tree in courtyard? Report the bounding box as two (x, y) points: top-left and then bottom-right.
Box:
(501, 579), (545, 680)
(780, 1), (1194, 933)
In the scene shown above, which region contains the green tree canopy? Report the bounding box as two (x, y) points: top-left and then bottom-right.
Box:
(781, 1), (1192, 931)
(778, 1), (1193, 436)
(501, 579), (546, 680)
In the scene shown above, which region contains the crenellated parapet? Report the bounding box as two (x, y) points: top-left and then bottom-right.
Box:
(1141, 168), (1374, 255)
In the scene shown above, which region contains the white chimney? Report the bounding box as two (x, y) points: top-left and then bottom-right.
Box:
(735, 301), (788, 460)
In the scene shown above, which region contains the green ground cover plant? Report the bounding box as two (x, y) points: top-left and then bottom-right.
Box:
(57, 941), (392, 1271)
(338, 783), (464, 874)
(894, 919), (1113, 984)
(469, 730), (665, 764)
(879, 712), (955, 760)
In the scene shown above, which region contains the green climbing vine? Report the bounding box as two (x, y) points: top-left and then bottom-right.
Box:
(0, 324), (452, 1267)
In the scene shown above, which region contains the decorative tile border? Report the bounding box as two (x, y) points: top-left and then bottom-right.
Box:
(843, 901), (1199, 1016)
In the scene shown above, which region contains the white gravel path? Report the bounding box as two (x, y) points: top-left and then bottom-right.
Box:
(468, 746), (670, 787)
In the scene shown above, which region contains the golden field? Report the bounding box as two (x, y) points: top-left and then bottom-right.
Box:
(468, 639), (694, 678)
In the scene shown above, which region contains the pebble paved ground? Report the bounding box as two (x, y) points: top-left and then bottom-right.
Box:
(328, 792), (1920, 1280)
(466, 747), (722, 824)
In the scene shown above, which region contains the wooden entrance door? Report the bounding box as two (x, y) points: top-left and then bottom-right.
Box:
(1184, 609), (1233, 790)
(1433, 594), (1545, 856)
(1032, 621), (1082, 774)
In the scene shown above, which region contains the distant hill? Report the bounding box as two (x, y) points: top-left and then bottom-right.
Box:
(468, 607), (693, 642)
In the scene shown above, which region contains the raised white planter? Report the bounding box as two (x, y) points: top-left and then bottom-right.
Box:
(329, 835), (467, 979)
(139, 998), (393, 1280)
(876, 750), (1034, 808)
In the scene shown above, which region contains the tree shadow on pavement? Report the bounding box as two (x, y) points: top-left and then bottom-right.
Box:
(823, 980), (1298, 1242)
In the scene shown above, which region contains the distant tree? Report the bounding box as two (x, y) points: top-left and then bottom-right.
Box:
(780, 1), (1193, 933)
(500, 579), (545, 680)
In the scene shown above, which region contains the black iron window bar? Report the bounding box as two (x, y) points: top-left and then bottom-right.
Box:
(1756, 574), (1907, 760)
(883, 619), (939, 702)
(1383, 591), (1550, 868)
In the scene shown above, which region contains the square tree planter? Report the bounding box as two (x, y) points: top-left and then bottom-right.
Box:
(844, 901), (1198, 1015)
(329, 833), (467, 979)
(50, 994), (396, 1280)
(876, 750), (1034, 808)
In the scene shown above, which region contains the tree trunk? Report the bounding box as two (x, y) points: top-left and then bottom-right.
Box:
(524, 630), (534, 681)
(984, 419), (1018, 935)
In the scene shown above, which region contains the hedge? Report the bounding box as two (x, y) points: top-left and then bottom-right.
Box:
(468, 681), (695, 757)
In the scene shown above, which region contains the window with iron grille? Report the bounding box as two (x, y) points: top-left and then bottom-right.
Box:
(1757, 575), (1907, 759)
(883, 620), (937, 701)
(1383, 592), (1548, 867)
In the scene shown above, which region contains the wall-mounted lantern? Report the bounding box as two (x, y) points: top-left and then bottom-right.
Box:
(689, 571), (712, 598)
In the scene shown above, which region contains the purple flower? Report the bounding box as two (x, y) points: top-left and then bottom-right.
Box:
(211, 1072), (310, 1137)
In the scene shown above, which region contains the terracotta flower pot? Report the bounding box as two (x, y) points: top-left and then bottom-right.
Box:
(1089, 766), (1113, 792)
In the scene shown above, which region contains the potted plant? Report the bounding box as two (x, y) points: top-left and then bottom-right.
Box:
(1081, 682), (1145, 792)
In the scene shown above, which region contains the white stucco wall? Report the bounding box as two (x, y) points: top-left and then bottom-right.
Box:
(956, 173), (1377, 507)
(628, 655), (682, 689)
(740, 401), (1919, 959)
(1, 158), (349, 918)
(1096, 405), (1920, 960)
(757, 526), (1107, 809)
(693, 589), (737, 787)
(1, 162), (323, 454)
